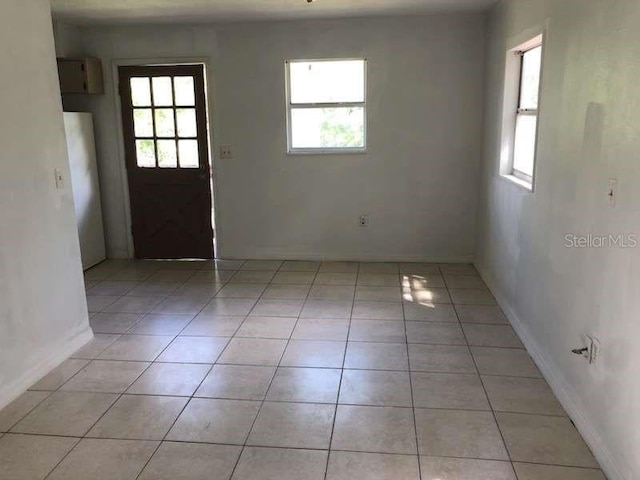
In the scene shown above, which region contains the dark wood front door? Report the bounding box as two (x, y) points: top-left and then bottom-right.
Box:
(119, 64), (214, 259)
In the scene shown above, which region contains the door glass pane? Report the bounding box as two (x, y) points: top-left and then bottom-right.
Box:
(130, 78), (151, 107)
(291, 107), (365, 149)
(155, 109), (175, 137)
(174, 76), (195, 106)
(178, 140), (199, 168)
(152, 77), (173, 106)
(133, 109), (153, 137)
(519, 46), (542, 109)
(136, 140), (155, 167)
(290, 60), (365, 104)
(157, 140), (177, 168)
(513, 114), (537, 177)
(176, 109), (197, 137)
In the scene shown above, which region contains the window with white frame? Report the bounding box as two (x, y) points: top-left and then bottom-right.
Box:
(500, 34), (544, 188)
(286, 59), (366, 153)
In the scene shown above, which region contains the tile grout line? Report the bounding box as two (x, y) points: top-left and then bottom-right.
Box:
(1, 392), (55, 435)
(133, 259), (264, 477)
(6, 429), (607, 470)
(9, 260), (602, 479)
(42, 259), (241, 480)
(401, 265), (423, 480)
(38, 436), (84, 480)
(227, 260), (318, 480)
(450, 281), (521, 480)
(67, 261), (216, 391)
(33, 360), (550, 380)
(129, 262), (248, 480)
(41, 363), (152, 478)
(322, 262), (358, 480)
(25, 264), (544, 425)
(18, 388), (572, 418)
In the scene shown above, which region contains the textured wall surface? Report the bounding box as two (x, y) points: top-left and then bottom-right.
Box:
(56, 16), (485, 262)
(477, 1), (640, 478)
(0, 0), (92, 408)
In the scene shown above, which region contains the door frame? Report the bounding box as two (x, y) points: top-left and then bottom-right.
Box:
(111, 57), (221, 258)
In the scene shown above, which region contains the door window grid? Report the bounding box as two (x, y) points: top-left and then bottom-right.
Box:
(130, 75), (200, 169)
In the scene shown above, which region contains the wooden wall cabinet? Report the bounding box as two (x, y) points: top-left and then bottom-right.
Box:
(57, 58), (104, 94)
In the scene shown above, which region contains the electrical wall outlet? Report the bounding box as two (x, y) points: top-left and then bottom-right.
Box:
(219, 146), (233, 159)
(573, 335), (600, 364)
(587, 335), (600, 364)
(54, 168), (64, 189)
(608, 179), (617, 207)
(359, 214), (369, 227)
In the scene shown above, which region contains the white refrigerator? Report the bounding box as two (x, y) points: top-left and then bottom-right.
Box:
(63, 112), (106, 270)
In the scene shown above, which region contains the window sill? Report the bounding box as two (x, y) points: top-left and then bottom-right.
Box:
(500, 173), (534, 192)
(287, 148), (367, 156)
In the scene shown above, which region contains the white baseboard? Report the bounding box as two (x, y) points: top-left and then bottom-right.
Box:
(476, 265), (626, 480)
(109, 247), (476, 264)
(214, 249), (475, 263)
(0, 327), (94, 411)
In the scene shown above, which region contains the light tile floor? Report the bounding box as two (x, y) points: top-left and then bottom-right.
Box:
(0, 260), (607, 480)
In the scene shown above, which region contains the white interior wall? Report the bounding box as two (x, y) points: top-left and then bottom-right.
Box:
(55, 15), (485, 261)
(0, 0), (93, 409)
(477, 1), (640, 479)
(53, 21), (83, 57)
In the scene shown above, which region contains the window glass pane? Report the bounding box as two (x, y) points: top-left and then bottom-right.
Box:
(176, 109), (197, 137)
(157, 140), (177, 168)
(152, 77), (173, 106)
(136, 140), (155, 167)
(513, 114), (537, 177)
(130, 78), (151, 107)
(174, 76), (195, 106)
(155, 109), (175, 137)
(290, 60), (365, 104)
(291, 107), (365, 149)
(178, 140), (199, 168)
(133, 109), (153, 137)
(519, 46), (542, 109)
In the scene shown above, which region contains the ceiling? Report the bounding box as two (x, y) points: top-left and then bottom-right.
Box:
(51, 0), (498, 24)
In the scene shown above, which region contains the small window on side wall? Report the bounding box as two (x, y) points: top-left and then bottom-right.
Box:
(286, 59), (367, 154)
(500, 34), (544, 190)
